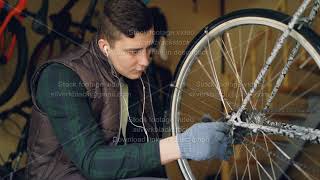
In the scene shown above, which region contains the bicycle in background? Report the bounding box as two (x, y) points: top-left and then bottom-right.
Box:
(0, 0), (98, 106)
(0, 0), (28, 107)
(27, 0), (98, 93)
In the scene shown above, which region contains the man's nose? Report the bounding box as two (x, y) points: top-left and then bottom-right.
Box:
(138, 50), (150, 67)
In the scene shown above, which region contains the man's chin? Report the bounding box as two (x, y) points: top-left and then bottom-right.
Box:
(126, 71), (143, 80)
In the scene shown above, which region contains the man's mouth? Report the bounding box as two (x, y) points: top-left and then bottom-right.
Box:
(135, 69), (145, 73)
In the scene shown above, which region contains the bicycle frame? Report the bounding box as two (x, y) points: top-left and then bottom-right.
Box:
(0, 0), (26, 64)
(228, 0), (320, 143)
(45, 0), (98, 45)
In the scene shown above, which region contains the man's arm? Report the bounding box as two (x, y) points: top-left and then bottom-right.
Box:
(159, 136), (181, 164)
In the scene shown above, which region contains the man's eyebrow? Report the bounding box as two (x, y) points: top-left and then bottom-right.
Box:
(124, 44), (153, 51)
(124, 48), (143, 51)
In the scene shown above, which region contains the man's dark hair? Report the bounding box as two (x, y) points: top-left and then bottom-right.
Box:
(98, 0), (154, 47)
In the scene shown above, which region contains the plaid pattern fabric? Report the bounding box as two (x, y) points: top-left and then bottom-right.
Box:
(36, 63), (162, 179)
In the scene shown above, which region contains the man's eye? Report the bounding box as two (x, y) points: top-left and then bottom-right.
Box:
(129, 50), (139, 55)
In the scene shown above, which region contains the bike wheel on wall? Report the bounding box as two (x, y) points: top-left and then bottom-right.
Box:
(0, 12), (28, 107)
(168, 9), (320, 180)
(27, 0), (98, 94)
(26, 32), (83, 93)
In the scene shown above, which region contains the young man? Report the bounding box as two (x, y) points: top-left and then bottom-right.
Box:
(26, 0), (231, 179)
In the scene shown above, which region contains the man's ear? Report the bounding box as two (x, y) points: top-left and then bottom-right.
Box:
(98, 39), (111, 57)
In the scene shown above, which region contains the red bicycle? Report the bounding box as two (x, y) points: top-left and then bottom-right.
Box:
(0, 0), (96, 106)
(0, 0), (28, 107)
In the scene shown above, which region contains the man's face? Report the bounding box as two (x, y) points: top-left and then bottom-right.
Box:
(105, 30), (154, 80)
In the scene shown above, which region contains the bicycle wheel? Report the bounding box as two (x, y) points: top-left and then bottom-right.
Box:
(27, 33), (83, 93)
(0, 13), (28, 106)
(27, 35), (58, 93)
(169, 9), (320, 180)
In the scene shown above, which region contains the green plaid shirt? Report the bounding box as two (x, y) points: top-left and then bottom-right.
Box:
(36, 63), (163, 179)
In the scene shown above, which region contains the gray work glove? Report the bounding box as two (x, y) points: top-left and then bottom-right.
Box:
(177, 117), (231, 161)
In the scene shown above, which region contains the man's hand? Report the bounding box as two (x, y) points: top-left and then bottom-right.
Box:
(177, 121), (231, 161)
(159, 116), (232, 165)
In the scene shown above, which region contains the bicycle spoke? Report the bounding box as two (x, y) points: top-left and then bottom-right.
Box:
(262, 131), (315, 180)
(242, 142), (273, 180)
(286, 139), (320, 170)
(217, 36), (254, 109)
(239, 28), (243, 66)
(234, 131), (295, 180)
(239, 134), (258, 180)
(244, 148), (252, 180)
(240, 25), (254, 81)
(214, 162), (223, 180)
(232, 144), (239, 180)
(172, 84), (225, 117)
(269, 157), (293, 180)
(263, 133), (276, 179)
(196, 58), (233, 110)
(287, 65), (318, 96)
(278, 82), (320, 112)
(244, 132), (294, 180)
(251, 135), (262, 180)
(204, 30), (229, 114)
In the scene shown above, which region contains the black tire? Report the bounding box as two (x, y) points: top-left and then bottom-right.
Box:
(27, 34), (53, 94)
(0, 13), (28, 106)
(0, 165), (25, 180)
(27, 34), (80, 94)
(27, 0), (98, 94)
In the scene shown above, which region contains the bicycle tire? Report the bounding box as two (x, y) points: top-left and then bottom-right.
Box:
(0, 13), (28, 107)
(168, 9), (320, 180)
(27, 34), (53, 93)
(27, 33), (86, 93)
(27, 0), (98, 93)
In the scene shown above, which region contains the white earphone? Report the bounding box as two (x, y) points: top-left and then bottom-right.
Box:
(105, 44), (150, 143)
(121, 77), (149, 143)
(104, 47), (109, 57)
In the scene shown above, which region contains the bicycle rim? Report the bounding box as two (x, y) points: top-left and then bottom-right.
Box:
(169, 9), (320, 180)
